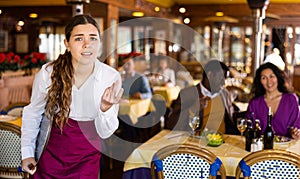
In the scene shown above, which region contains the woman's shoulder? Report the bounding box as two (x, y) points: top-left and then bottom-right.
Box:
(95, 60), (121, 80)
(96, 60), (118, 73)
(39, 62), (53, 77)
(249, 95), (264, 105)
(282, 92), (298, 103)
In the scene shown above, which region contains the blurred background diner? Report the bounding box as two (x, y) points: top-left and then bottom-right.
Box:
(2, 0), (300, 178)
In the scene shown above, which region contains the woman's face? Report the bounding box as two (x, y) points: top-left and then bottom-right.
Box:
(260, 68), (278, 93)
(64, 24), (101, 67)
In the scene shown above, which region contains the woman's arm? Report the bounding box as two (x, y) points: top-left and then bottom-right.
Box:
(21, 65), (50, 160)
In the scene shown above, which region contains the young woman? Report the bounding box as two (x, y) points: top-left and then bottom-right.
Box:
(246, 62), (300, 139)
(21, 15), (123, 178)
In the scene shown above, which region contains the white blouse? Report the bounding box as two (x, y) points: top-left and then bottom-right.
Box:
(21, 60), (121, 160)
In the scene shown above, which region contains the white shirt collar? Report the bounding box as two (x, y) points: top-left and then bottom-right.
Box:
(200, 83), (220, 98)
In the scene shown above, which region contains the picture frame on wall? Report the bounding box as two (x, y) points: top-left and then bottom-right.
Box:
(16, 34), (29, 53)
(0, 31), (8, 52)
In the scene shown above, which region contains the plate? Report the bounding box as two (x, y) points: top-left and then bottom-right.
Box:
(0, 115), (17, 122)
(274, 135), (292, 144)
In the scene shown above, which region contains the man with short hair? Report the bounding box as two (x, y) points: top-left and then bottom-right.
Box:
(165, 60), (239, 135)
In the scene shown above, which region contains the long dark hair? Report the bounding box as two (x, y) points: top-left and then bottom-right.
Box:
(45, 15), (101, 131)
(251, 62), (289, 98)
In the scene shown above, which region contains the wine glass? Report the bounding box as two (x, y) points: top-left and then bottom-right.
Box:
(189, 115), (200, 136)
(236, 118), (247, 143)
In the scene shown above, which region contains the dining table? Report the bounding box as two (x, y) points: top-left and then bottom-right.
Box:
(119, 98), (156, 125)
(152, 86), (180, 107)
(0, 115), (22, 127)
(122, 129), (300, 178)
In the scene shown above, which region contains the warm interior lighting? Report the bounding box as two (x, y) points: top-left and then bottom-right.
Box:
(29, 13), (38, 18)
(132, 11), (144, 17)
(17, 20), (25, 26)
(16, 25), (22, 32)
(179, 7), (186, 13)
(154, 6), (160, 12)
(216, 12), (224, 17)
(183, 17), (190, 24)
(0, 9), (2, 15)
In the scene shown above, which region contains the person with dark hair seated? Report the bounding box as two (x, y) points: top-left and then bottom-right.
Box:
(165, 59), (239, 135)
(121, 56), (152, 99)
(246, 62), (300, 139)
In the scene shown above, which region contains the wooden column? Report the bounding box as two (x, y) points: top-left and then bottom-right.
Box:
(106, 4), (119, 68)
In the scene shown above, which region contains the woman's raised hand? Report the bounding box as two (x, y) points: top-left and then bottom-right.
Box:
(100, 80), (124, 112)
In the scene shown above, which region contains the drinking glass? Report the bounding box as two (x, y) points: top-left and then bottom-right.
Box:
(236, 118), (247, 143)
(189, 115), (200, 136)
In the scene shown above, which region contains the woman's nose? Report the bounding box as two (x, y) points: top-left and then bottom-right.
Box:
(83, 39), (90, 48)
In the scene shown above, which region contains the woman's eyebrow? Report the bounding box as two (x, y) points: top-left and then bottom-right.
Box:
(72, 33), (98, 37)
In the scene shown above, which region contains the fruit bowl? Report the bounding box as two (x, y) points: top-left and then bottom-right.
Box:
(205, 132), (224, 147)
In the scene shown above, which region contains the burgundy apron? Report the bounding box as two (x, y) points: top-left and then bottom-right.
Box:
(31, 118), (101, 179)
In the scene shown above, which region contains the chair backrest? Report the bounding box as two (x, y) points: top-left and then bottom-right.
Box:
(0, 75), (34, 111)
(0, 122), (22, 172)
(235, 149), (300, 179)
(3, 102), (28, 117)
(151, 144), (226, 179)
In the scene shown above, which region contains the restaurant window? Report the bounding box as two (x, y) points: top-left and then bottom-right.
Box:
(39, 26), (65, 61)
(133, 26), (145, 53)
(192, 26), (211, 62)
(230, 27), (244, 72)
(212, 26), (219, 58)
(117, 26), (132, 54)
(294, 27), (300, 65)
(286, 26), (293, 66)
(222, 26), (231, 65)
(244, 26), (253, 74)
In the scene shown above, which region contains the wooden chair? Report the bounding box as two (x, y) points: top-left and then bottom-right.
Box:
(235, 149), (300, 179)
(0, 122), (28, 179)
(3, 102), (29, 117)
(151, 144), (226, 179)
(0, 75), (34, 111)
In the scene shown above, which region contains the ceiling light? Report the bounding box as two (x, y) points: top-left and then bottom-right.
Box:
(179, 7), (186, 14)
(17, 19), (25, 26)
(154, 6), (160, 12)
(132, 11), (144, 17)
(29, 13), (38, 18)
(183, 17), (190, 24)
(216, 12), (224, 17)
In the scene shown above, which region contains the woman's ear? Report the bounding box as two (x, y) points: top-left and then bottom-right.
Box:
(64, 39), (70, 51)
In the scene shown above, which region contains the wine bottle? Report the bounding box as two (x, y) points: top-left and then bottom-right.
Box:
(252, 119), (263, 151)
(254, 119), (261, 139)
(245, 119), (254, 152)
(263, 106), (274, 149)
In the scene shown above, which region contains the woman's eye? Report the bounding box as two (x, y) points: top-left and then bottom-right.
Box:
(270, 74), (276, 78)
(91, 37), (98, 41)
(75, 37), (83, 41)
